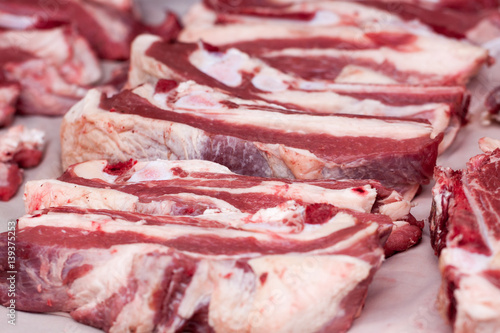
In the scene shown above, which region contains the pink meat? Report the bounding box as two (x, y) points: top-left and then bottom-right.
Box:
(0, 0), (181, 60)
(0, 202), (388, 332)
(0, 83), (20, 127)
(25, 159), (422, 255)
(430, 142), (500, 332)
(0, 125), (44, 200)
(0, 162), (22, 201)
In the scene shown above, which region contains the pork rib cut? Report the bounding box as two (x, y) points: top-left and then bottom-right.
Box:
(25, 159), (422, 256)
(1, 183), (392, 332)
(181, 1), (488, 86)
(61, 79), (442, 195)
(197, 0), (500, 44)
(430, 139), (500, 332)
(128, 35), (466, 154)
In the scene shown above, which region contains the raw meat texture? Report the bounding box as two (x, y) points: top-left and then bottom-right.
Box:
(203, 0), (500, 11)
(61, 79), (442, 195)
(0, 26), (102, 115)
(0, 162), (22, 201)
(128, 35), (466, 154)
(430, 140), (500, 332)
(0, 188), (391, 332)
(0, 83), (20, 127)
(0, 125), (44, 200)
(199, 0), (500, 43)
(0, 0), (181, 60)
(88, 0), (133, 11)
(181, 1), (488, 86)
(24, 159), (423, 255)
(346, 1), (500, 42)
(0, 125), (44, 168)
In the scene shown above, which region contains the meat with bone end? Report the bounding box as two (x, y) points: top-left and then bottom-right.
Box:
(430, 139), (500, 332)
(0, 26), (101, 116)
(0, 125), (44, 200)
(25, 159), (422, 256)
(0, 194), (390, 333)
(61, 79), (442, 196)
(180, 1), (488, 86)
(0, 0), (181, 60)
(127, 35), (467, 154)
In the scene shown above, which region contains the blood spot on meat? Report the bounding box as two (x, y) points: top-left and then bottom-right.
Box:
(103, 159), (137, 176)
(171, 167), (188, 178)
(352, 187), (366, 195)
(201, 41), (220, 53)
(155, 79), (178, 94)
(259, 272), (268, 285)
(305, 203), (336, 225)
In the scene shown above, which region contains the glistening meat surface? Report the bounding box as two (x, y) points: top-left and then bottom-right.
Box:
(24, 159), (422, 255)
(61, 80), (442, 194)
(430, 140), (500, 332)
(0, 195), (389, 332)
(181, 1), (488, 85)
(128, 35), (467, 153)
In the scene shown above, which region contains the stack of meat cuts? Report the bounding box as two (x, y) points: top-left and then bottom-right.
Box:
(62, 0), (488, 199)
(0, 0), (181, 117)
(1, 159), (420, 332)
(0, 0), (496, 331)
(0, 0), (181, 201)
(430, 138), (500, 332)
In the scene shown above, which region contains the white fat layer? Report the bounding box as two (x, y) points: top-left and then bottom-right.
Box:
(454, 274), (500, 325)
(440, 248), (491, 274)
(0, 13), (37, 29)
(135, 83), (434, 140)
(378, 199), (412, 221)
(109, 251), (174, 333)
(176, 260), (213, 322)
(69, 245), (148, 312)
(72, 159), (233, 183)
(258, 89), (448, 122)
(334, 65), (398, 84)
(189, 47), (250, 87)
(128, 160), (233, 182)
(24, 179), (139, 214)
(0, 28), (70, 64)
(137, 193), (241, 215)
(251, 67), (289, 92)
(479, 137), (500, 153)
(0, 125), (45, 162)
(72, 160), (118, 183)
(209, 254), (373, 333)
(309, 10), (340, 26)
